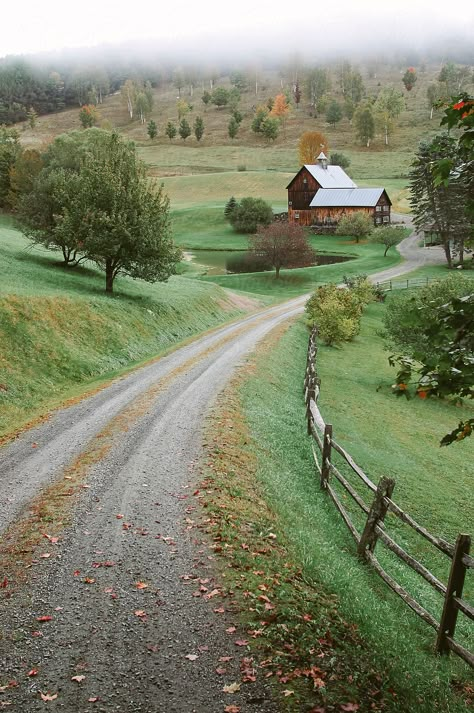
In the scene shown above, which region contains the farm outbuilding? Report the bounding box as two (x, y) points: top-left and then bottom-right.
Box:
(286, 153), (391, 228)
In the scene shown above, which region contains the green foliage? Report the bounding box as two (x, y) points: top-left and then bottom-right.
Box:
(342, 273), (377, 306)
(249, 222), (316, 278)
(201, 90), (212, 106)
(224, 196), (237, 220)
(79, 104), (99, 128)
(374, 87), (405, 145)
(305, 67), (331, 107)
(165, 121), (177, 141)
(305, 283), (363, 346)
(147, 119), (157, 140)
(326, 100), (343, 127)
(354, 104), (375, 147)
(382, 274), (474, 363)
(231, 108), (243, 125)
(176, 99), (191, 120)
(0, 126), (21, 208)
(336, 212), (373, 243)
(251, 106), (268, 135)
(178, 118), (191, 141)
(402, 67), (417, 92)
(194, 115), (204, 142)
(228, 116), (239, 140)
(369, 225), (405, 256)
(228, 196), (273, 234)
(230, 71), (249, 91)
(211, 87), (230, 108)
(27, 106), (38, 129)
(7, 148), (43, 211)
(260, 115), (280, 142)
(329, 152), (350, 170)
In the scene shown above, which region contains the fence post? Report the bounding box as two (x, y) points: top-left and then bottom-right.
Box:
(436, 533), (471, 656)
(320, 424), (333, 489)
(306, 384), (316, 434)
(357, 477), (395, 559)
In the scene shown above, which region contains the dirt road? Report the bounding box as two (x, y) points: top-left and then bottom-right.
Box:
(0, 230), (445, 712)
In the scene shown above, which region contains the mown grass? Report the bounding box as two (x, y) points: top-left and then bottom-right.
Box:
(0, 216), (260, 438)
(235, 314), (472, 711)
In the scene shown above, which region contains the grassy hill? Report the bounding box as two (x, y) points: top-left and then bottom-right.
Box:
(0, 216), (261, 439)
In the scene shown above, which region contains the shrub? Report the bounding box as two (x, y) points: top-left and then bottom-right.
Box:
(305, 283), (362, 346)
(336, 213), (373, 243)
(229, 197), (273, 233)
(342, 274), (376, 306)
(225, 251), (272, 273)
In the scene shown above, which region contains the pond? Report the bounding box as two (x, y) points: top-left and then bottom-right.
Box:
(182, 250), (353, 276)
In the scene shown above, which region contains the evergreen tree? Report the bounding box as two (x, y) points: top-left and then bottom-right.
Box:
(194, 116), (204, 142)
(165, 122), (177, 142)
(147, 120), (158, 139)
(228, 117), (239, 140)
(178, 118), (191, 141)
(326, 100), (343, 127)
(224, 196), (238, 220)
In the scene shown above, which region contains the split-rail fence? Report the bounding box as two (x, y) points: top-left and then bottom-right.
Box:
(304, 325), (473, 668)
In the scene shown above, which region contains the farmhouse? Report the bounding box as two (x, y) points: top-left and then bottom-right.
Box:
(287, 153), (391, 228)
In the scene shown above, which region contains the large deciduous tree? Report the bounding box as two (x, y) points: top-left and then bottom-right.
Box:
(19, 129), (181, 292)
(228, 197), (273, 233)
(354, 104), (375, 147)
(0, 126), (21, 208)
(336, 213), (373, 243)
(298, 131), (329, 165)
(374, 87), (405, 146)
(249, 223), (315, 278)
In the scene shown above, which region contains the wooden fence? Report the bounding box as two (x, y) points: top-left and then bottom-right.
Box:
(304, 325), (473, 668)
(375, 276), (437, 292)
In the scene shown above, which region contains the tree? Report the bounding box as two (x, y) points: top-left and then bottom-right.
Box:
(426, 84), (442, 120)
(261, 116), (280, 142)
(228, 116), (239, 140)
(231, 109), (243, 125)
(230, 71), (249, 91)
(27, 107), (38, 129)
(229, 197), (273, 233)
(165, 122), (177, 142)
(228, 88), (241, 112)
(344, 98), (355, 123)
(177, 99), (191, 120)
(354, 104), (375, 147)
(201, 90), (212, 107)
(270, 93), (290, 120)
(211, 87), (229, 109)
(305, 283), (363, 346)
(369, 225), (405, 255)
(409, 134), (471, 268)
(121, 79), (136, 119)
(374, 87), (405, 146)
(336, 213), (373, 243)
(438, 63), (470, 97)
(135, 92), (151, 124)
(20, 130), (181, 293)
(194, 116), (204, 142)
(224, 196), (238, 220)
(326, 100), (343, 127)
(305, 68), (331, 107)
(147, 120), (157, 140)
(251, 106), (268, 135)
(79, 104), (99, 128)
(293, 81), (301, 109)
(329, 152), (350, 170)
(0, 126), (21, 208)
(249, 223), (315, 279)
(7, 148), (43, 211)
(298, 131), (329, 165)
(178, 118), (191, 141)
(402, 68), (417, 92)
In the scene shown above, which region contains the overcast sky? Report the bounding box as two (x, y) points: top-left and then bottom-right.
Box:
(1, 0), (473, 59)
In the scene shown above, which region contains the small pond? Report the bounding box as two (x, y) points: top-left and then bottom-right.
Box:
(183, 250), (353, 276)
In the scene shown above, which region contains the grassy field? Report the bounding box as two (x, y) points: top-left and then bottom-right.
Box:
(0, 216), (261, 438)
(233, 313), (472, 711)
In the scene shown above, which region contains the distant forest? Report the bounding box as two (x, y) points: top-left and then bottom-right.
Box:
(0, 42), (473, 125)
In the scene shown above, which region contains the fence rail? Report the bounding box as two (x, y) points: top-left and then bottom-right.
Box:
(304, 325), (473, 668)
(375, 276), (437, 292)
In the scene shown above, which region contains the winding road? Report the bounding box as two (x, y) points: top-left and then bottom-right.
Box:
(0, 227), (445, 712)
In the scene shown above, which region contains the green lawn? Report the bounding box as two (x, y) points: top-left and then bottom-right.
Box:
(0, 216), (259, 438)
(237, 313), (472, 712)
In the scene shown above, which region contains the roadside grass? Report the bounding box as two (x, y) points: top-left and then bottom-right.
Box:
(201, 318), (472, 712)
(0, 218), (261, 438)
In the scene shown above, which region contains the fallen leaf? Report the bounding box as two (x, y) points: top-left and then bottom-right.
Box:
(223, 682), (241, 694)
(71, 675), (85, 683)
(134, 610), (147, 618)
(198, 645), (209, 652)
(116, 514), (124, 519)
(36, 616), (52, 622)
(224, 706), (241, 713)
(83, 578), (95, 584)
(283, 690), (294, 697)
(31, 631), (43, 637)
(219, 656), (233, 662)
(214, 607), (225, 614)
(225, 627), (236, 634)
(136, 582), (149, 590)
(216, 667), (227, 675)
(39, 553), (51, 559)
(234, 640), (248, 647)
(27, 669), (39, 677)
(340, 705), (359, 712)
(88, 698), (100, 703)
(40, 692), (58, 702)
(73, 570), (80, 576)
(185, 654), (198, 661)
(0, 578), (8, 588)
(205, 588), (220, 599)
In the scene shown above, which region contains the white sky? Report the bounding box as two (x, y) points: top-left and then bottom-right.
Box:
(1, 0), (473, 58)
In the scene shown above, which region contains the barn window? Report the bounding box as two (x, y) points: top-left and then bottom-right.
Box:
(295, 213), (300, 219)
(288, 201), (292, 206)
(376, 205), (382, 212)
(383, 215), (390, 223)
(375, 217), (382, 224)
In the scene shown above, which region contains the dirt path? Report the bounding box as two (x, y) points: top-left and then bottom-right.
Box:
(0, 229), (445, 712)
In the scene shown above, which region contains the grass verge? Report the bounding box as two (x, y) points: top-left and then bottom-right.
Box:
(200, 316), (472, 712)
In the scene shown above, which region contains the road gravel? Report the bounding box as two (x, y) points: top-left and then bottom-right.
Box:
(0, 227), (445, 712)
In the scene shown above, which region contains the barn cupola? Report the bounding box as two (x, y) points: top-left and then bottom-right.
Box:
(316, 151), (328, 170)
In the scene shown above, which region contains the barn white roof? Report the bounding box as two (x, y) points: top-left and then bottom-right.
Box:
(304, 164), (357, 189)
(310, 187), (386, 207)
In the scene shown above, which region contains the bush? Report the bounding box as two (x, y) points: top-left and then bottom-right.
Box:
(342, 274), (376, 306)
(229, 197), (273, 234)
(305, 283), (362, 346)
(336, 213), (373, 243)
(225, 251), (272, 273)
(382, 274), (474, 361)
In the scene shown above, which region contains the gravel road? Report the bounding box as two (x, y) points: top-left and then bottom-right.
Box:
(0, 226), (444, 712)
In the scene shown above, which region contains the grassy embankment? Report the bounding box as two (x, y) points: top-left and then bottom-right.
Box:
(202, 304), (472, 710)
(0, 215), (262, 440)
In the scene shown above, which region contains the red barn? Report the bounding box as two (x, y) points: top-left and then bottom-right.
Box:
(287, 153), (391, 228)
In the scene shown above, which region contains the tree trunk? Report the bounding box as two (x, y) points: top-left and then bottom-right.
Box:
(275, 265), (280, 279)
(430, 106), (434, 120)
(367, 138), (370, 148)
(442, 238), (453, 269)
(105, 259), (115, 293)
(384, 245), (390, 256)
(385, 125), (388, 146)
